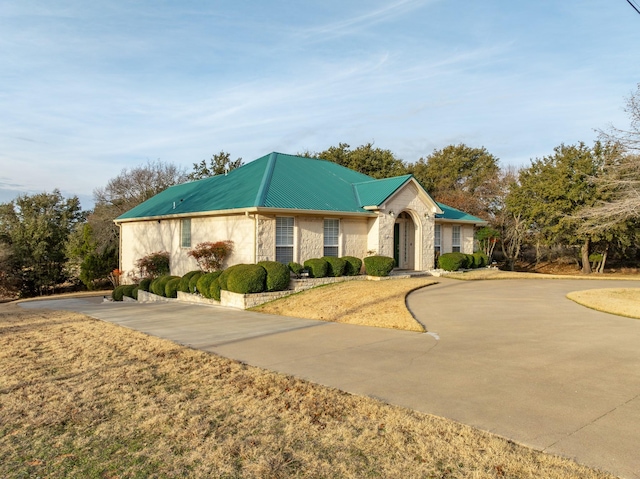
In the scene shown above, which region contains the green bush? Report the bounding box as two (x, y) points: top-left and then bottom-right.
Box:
(179, 270), (201, 293)
(472, 252), (488, 268)
(438, 252), (467, 271)
(121, 284), (137, 299)
(258, 261), (290, 292)
(363, 255), (395, 277)
(288, 262), (304, 277)
(226, 264), (266, 294)
(218, 264), (244, 291)
(465, 254), (475, 269)
(138, 277), (152, 292)
(131, 286), (139, 300)
(210, 277), (222, 301)
(342, 256), (362, 276)
(112, 285), (126, 301)
(165, 277), (182, 298)
(196, 271), (223, 299)
(589, 253), (604, 262)
(322, 256), (346, 277)
(150, 275), (178, 297)
(303, 258), (328, 278)
(188, 272), (203, 293)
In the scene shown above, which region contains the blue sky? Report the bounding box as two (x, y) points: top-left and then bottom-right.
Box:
(1, 1), (639, 208)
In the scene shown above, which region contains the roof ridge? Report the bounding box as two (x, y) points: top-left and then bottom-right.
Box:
(254, 152), (278, 206)
(352, 173), (412, 186)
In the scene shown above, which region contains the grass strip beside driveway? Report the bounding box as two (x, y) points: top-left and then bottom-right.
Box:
(567, 287), (640, 319)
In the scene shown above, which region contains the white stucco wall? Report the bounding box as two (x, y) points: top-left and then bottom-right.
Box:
(119, 214), (255, 282)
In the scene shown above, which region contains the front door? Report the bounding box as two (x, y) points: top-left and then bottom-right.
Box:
(393, 223), (400, 267)
(394, 212), (416, 270)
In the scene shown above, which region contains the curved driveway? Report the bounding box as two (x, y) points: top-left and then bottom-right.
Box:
(21, 278), (640, 478)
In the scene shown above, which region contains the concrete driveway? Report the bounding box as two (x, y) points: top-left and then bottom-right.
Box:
(21, 278), (640, 479)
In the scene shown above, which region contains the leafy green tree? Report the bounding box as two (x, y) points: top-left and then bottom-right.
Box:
(66, 223), (117, 290)
(410, 144), (501, 219)
(188, 151), (243, 181)
(506, 142), (609, 274)
(0, 190), (83, 296)
(308, 143), (408, 179)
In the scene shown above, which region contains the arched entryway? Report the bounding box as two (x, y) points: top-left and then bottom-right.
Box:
(393, 211), (417, 270)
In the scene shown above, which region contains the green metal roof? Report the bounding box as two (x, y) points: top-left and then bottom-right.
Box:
(436, 202), (486, 223)
(116, 152), (478, 222)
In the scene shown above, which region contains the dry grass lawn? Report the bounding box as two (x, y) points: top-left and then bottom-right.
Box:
(252, 278), (437, 332)
(0, 304), (616, 479)
(567, 288), (640, 319)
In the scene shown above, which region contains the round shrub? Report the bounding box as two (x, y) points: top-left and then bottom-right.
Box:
(210, 277), (222, 301)
(188, 271), (203, 293)
(165, 277), (182, 298)
(131, 286), (139, 300)
(138, 277), (152, 292)
(196, 271), (223, 299)
(472, 252), (488, 268)
(438, 252), (467, 272)
(322, 256), (346, 277)
(303, 258), (328, 278)
(288, 262), (304, 277)
(121, 284), (137, 299)
(342, 256), (362, 276)
(151, 275), (178, 297)
(111, 285), (126, 301)
(218, 264), (244, 291)
(258, 261), (290, 292)
(179, 270), (201, 293)
(363, 255), (395, 277)
(463, 254), (474, 269)
(226, 264), (266, 294)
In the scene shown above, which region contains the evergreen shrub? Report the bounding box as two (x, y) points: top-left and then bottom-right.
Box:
(288, 262), (304, 277)
(342, 256), (362, 276)
(151, 275), (178, 297)
(179, 270), (201, 293)
(188, 272), (203, 293)
(465, 254), (476, 268)
(210, 278), (222, 301)
(472, 252), (488, 268)
(218, 264), (243, 291)
(258, 261), (290, 292)
(303, 258), (328, 278)
(196, 271), (223, 299)
(131, 286), (139, 300)
(138, 277), (152, 292)
(112, 285), (126, 301)
(322, 256), (346, 277)
(226, 264), (266, 294)
(122, 284), (137, 299)
(438, 252), (467, 271)
(165, 277), (182, 298)
(363, 255), (395, 277)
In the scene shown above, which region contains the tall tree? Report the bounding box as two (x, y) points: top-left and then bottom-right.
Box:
(409, 144), (501, 219)
(506, 142), (608, 274)
(188, 151), (244, 181)
(0, 190), (83, 296)
(310, 143), (408, 179)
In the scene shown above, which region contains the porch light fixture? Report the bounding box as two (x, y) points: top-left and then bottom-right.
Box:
(389, 210), (395, 217)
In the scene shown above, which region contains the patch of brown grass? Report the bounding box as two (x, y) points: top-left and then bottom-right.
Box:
(253, 278), (437, 332)
(0, 304), (615, 478)
(567, 288), (640, 319)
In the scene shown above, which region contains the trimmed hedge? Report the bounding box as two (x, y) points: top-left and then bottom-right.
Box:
(138, 277), (152, 292)
(112, 285), (126, 301)
(165, 277), (182, 298)
(131, 286), (139, 300)
(438, 252), (467, 271)
(258, 261), (290, 292)
(179, 270), (201, 293)
(464, 254), (475, 269)
(288, 262), (304, 277)
(122, 284), (137, 299)
(342, 256), (362, 276)
(322, 256), (346, 277)
(196, 271), (223, 299)
(218, 264), (244, 291)
(210, 277), (222, 301)
(472, 252), (488, 268)
(303, 258), (328, 278)
(150, 275), (178, 297)
(188, 272), (203, 293)
(226, 264), (266, 294)
(363, 255), (395, 277)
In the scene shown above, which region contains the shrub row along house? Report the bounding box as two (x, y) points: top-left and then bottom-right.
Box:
(115, 152), (485, 279)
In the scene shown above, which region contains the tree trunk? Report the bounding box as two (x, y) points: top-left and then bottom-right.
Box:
(581, 238), (591, 274)
(598, 246), (609, 274)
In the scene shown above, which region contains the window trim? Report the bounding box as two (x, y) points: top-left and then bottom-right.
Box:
(323, 218), (340, 257)
(452, 225), (461, 253)
(276, 216), (295, 264)
(434, 224), (441, 254)
(181, 218), (191, 248)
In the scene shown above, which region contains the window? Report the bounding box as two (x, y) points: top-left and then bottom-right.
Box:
(434, 224), (441, 254)
(452, 225), (461, 253)
(323, 219), (339, 257)
(181, 218), (191, 248)
(276, 217), (294, 263)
